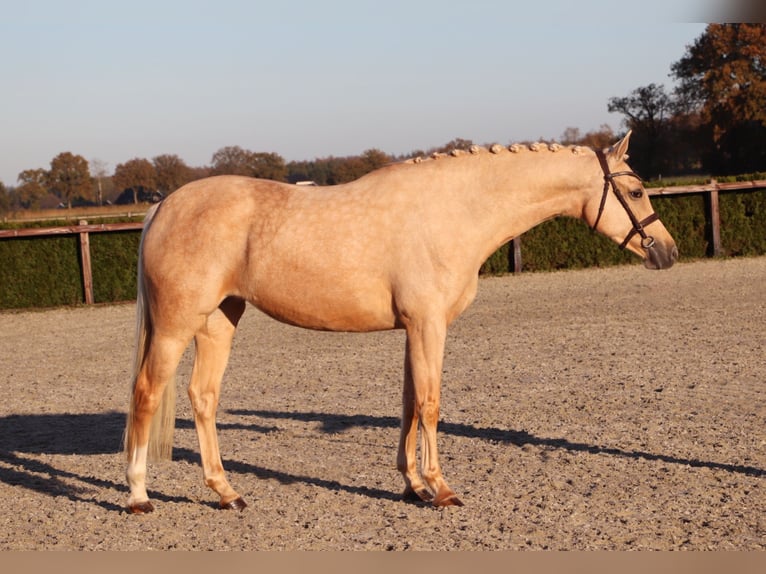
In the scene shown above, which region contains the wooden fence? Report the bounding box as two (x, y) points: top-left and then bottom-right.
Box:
(2, 178), (765, 304)
(0, 220), (144, 305)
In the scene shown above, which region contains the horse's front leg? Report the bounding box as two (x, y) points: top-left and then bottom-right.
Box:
(397, 317), (464, 507)
(188, 299), (247, 510)
(397, 339), (432, 503)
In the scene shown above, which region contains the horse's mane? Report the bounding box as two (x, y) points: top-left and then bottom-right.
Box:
(403, 142), (591, 165)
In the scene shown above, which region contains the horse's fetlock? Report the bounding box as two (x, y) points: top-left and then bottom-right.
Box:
(126, 468), (146, 485)
(422, 469), (438, 482)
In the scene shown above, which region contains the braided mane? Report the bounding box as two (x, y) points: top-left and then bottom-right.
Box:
(404, 142), (589, 164)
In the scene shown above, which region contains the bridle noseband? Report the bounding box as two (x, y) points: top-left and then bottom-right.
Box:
(593, 149), (658, 250)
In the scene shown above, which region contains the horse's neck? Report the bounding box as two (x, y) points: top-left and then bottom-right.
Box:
(442, 152), (594, 250)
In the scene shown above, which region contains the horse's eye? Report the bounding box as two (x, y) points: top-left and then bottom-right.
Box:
(629, 190), (644, 199)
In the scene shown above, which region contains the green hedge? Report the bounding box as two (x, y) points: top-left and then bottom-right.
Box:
(2, 189), (765, 310)
(90, 230), (142, 302)
(0, 234), (83, 308)
(479, 189), (766, 274)
(719, 191), (766, 255)
(0, 219), (141, 309)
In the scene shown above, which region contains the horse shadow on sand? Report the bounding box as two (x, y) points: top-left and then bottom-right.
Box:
(226, 409), (765, 479)
(0, 409), (762, 512)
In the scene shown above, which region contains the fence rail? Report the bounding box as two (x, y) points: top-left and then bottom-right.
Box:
(0, 221), (143, 239)
(2, 179), (765, 304)
(646, 179), (766, 196)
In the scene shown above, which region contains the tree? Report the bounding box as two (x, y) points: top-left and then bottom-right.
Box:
(671, 24), (766, 173)
(210, 146), (287, 181)
(113, 158), (157, 204)
(90, 159), (109, 206)
(560, 125), (615, 149)
(608, 83), (673, 177)
(153, 154), (194, 195)
(432, 138), (474, 154)
(15, 168), (49, 209)
(47, 152), (91, 208)
(210, 145), (250, 176)
(360, 148), (391, 171)
(0, 181), (9, 214)
(246, 152), (287, 181)
(560, 127), (582, 145)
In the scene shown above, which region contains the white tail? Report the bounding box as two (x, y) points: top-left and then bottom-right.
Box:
(123, 203), (176, 461)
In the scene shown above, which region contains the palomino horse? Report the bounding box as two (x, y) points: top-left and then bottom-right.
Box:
(124, 132), (677, 513)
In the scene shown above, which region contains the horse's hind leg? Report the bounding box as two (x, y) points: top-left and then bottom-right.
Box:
(126, 334), (189, 513)
(188, 296), (247, 510)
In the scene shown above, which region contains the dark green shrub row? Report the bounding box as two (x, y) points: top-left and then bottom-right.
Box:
(0, 218), (141, 310)
(482, 191), (766, 274)
(0, 233), (83, 308)
(1, 189), (765, 310)
(482, 189), (766, 273)
(719, 191), (766, 256)
(90, 231), (142, 303)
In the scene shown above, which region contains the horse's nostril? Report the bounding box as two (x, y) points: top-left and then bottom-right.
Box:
(671, 246), (679, 261)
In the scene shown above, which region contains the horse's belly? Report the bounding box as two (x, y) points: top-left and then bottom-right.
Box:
(250, 276), (397, 332)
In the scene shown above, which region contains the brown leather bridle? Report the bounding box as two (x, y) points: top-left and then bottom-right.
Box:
(593, 149), (658, 250)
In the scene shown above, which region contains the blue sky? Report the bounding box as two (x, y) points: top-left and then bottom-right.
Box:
(0, 1), (716, 186)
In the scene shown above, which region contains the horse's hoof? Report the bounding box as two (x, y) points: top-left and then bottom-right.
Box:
(220, 497), (247, 511)
(433, 492), (464, 507)
(127, 500), (155, 514)
(402, 487), (433, 503)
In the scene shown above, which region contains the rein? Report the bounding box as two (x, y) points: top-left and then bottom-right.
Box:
(593, 149), (658, 250)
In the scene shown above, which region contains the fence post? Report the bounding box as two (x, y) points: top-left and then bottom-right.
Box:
(706, 181), (722, 257)
(510, 236), (522, 273)
(78, 220), (94, 304)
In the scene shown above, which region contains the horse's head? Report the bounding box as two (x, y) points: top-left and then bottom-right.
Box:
(585, 131), (678, 269)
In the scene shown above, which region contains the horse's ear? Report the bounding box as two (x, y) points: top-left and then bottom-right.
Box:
(607, 130), (632, 162)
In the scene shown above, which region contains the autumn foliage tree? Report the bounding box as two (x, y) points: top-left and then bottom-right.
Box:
(210, 146), (288, 181)
(47, 152), (91, 208)
(15, 168), (49, 209)
(153, 154), (195, 195)
(286, 148), (392, 185)
(113, 158), (157, 204)
(671, 23), (766, 174)
(0, 181), (9, 214)
(608, 24), (766, 178)
(560, 125), (615, 149)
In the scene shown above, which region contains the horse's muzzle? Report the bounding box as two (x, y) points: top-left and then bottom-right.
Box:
(643, 242), (678, 270)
